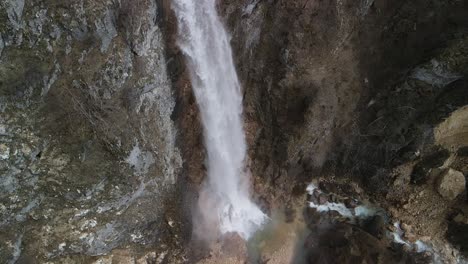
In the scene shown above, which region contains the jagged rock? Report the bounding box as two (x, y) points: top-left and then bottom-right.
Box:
(436, 168), (466, 200)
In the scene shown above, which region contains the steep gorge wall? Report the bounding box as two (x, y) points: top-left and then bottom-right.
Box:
(0, 0), (187, 262)
(219, 0), (468, 207)
(1, 0), (468, 262)
(218, 0), (468, 261)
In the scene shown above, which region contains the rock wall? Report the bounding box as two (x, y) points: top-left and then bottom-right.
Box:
(219, 0), (465, 193)
(1, 0), (468, 262)
(218, 0), (468, 261)
(0, 0), (186, 262)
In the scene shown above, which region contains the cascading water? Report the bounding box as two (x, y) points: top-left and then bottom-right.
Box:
(172, 0), (267, 239)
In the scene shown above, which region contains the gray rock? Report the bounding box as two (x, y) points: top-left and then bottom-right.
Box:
(242, 0), (259, 16)
(6, 0), (25, 30)
(436, 168), (466, 200)
(412, 59), (462, 87)
(120, 0), (160, 56)
(0, 34), (4, 57)
(95, 9), (117, 53)
(0, 0), (183, 261)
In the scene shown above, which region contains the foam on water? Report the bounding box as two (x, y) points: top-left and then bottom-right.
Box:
(172, 0), (267, 240)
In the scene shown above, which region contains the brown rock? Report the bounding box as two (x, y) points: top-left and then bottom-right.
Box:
(405, 232), (417, 243)
(401, 223), (412, 233)
(436, 168), (466, 200)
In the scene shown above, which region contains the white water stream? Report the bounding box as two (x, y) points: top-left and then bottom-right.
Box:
(172, 0), (266, 239)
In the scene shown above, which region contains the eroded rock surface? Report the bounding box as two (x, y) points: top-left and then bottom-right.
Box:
(1, 0), (468, 263)
(217, 0), (468, 262)
(0, 0), (186, 262)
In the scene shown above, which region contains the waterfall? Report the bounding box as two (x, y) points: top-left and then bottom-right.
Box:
(172, 0), (266, 239)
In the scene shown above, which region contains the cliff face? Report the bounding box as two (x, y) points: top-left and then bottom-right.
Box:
(220, 0), (467, 202)
(1, 0), (468, 263)
(218, 0), (468, 262)
(0, 0), (186, 262)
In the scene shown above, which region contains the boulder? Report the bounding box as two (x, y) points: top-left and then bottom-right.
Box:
(436, 169), (466, 200)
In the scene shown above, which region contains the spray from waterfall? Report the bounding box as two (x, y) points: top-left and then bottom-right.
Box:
(172, 0), (267, 240)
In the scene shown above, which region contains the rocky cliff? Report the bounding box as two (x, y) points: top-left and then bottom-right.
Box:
(1, 0), (468, 263)
(0, 0), (186, 262)
(219, 0), (468, 262)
